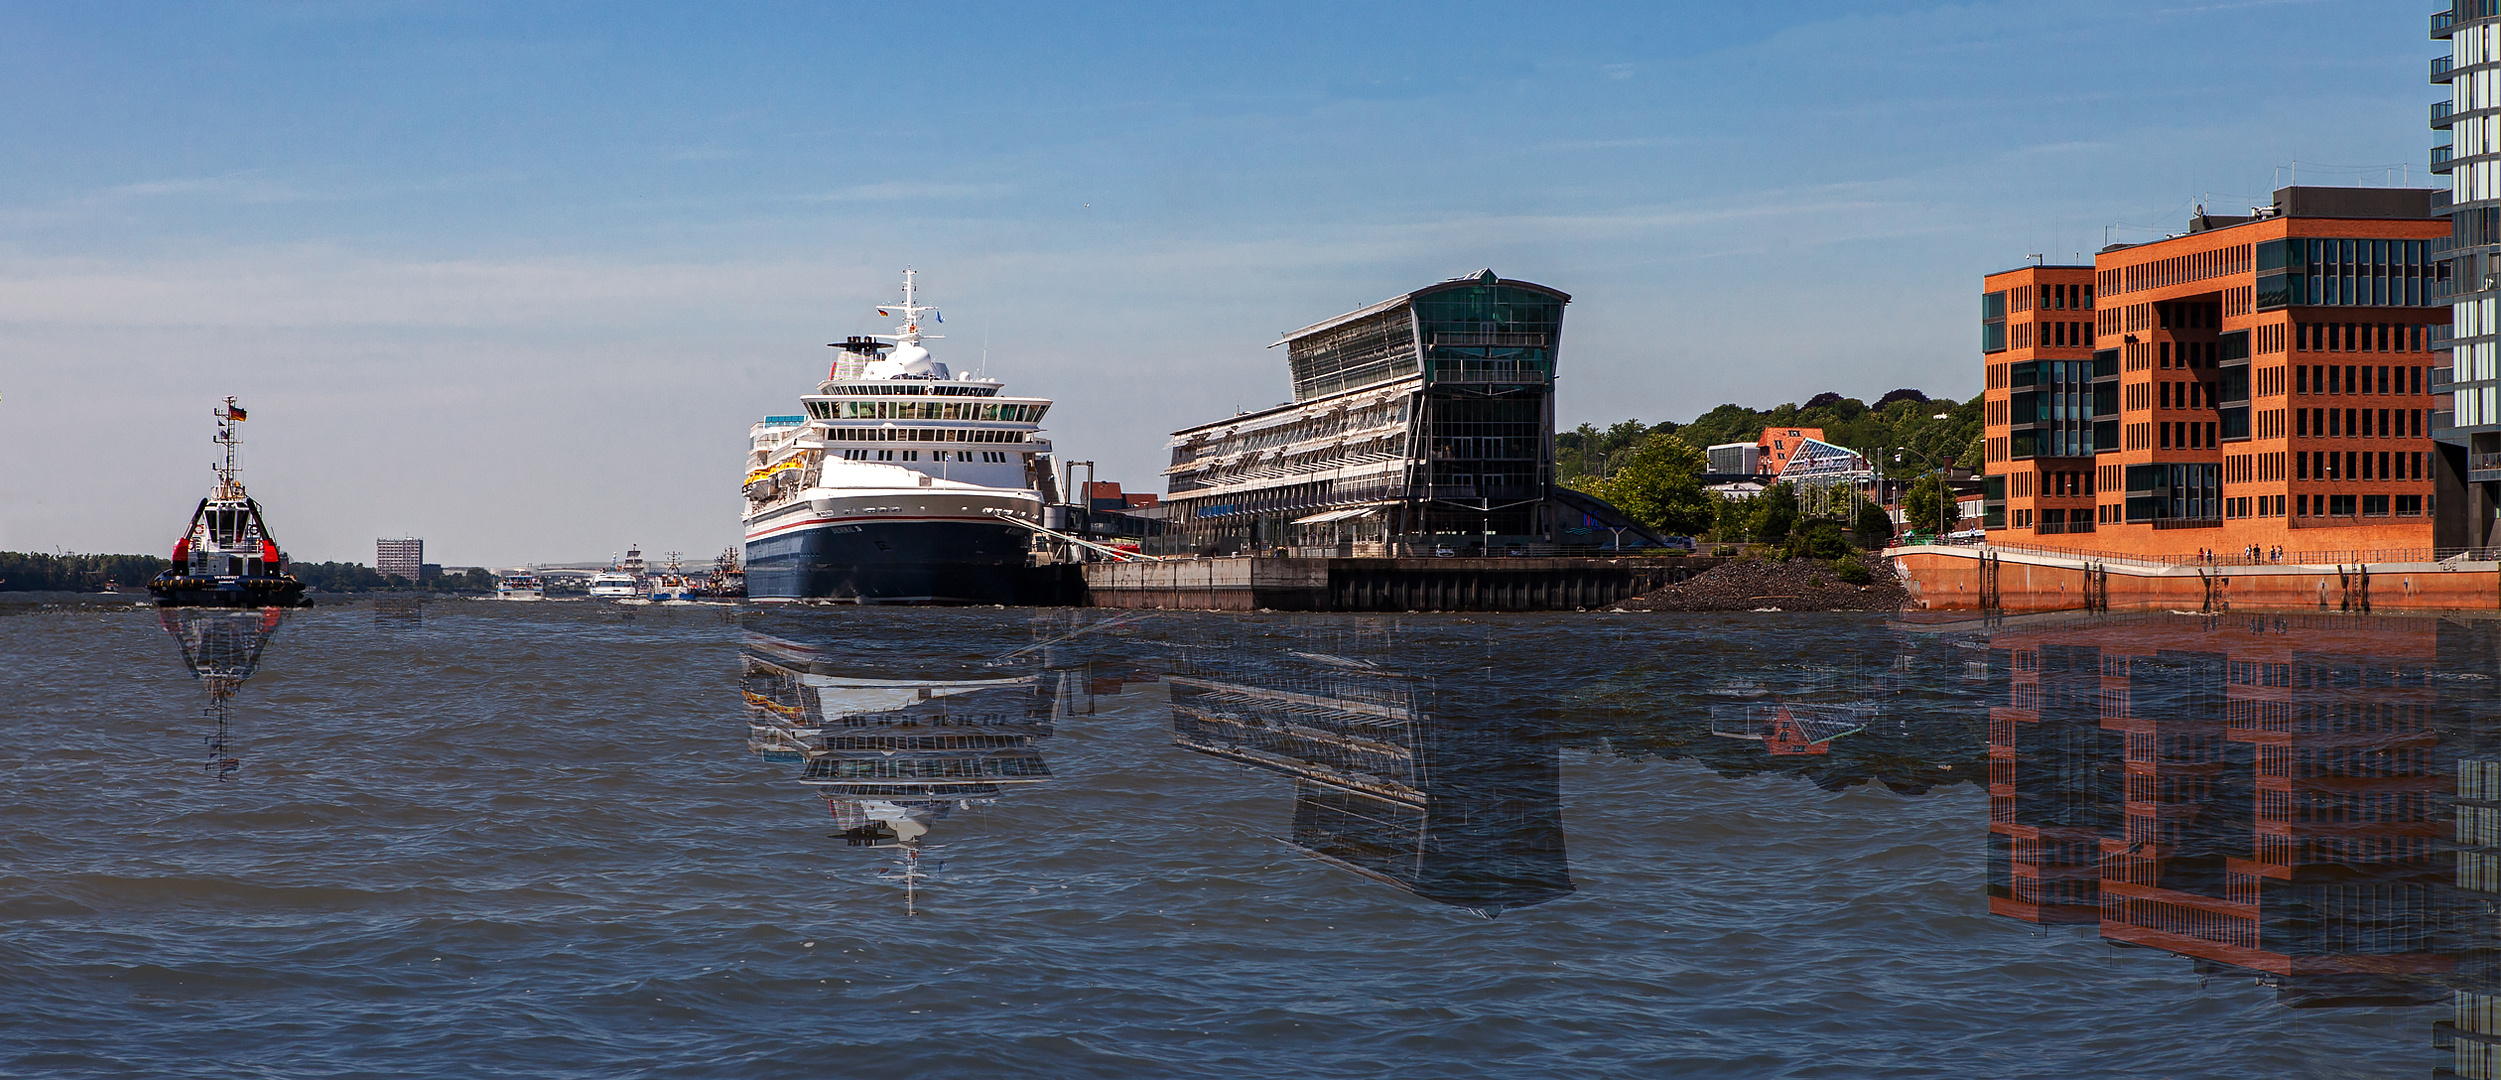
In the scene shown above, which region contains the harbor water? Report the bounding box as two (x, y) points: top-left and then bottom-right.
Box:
(1, 600), (2482, 1078)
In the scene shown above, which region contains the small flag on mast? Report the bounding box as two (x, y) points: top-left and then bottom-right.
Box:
(225, 403), (247, 421)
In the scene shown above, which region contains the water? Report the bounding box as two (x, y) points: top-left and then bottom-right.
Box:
(1, 600), (2483, 1078)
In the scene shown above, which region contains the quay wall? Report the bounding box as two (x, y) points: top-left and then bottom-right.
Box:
(1080, 555), (1711, 612)
(1891, 544), (2501, 614)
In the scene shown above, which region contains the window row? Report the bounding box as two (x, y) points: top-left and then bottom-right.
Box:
(2298, 450), (2429, 482)
(2101, 247), (2251, 297)
(820, 427), (1040, 443)
(2296, 323), (2427, 355)
(2295, 407), (2426, 438)
(2161, 421), (2217, 449)
(2223, 494), (2286, 519)
(808, 400), (1046, 422)
(836, 449), (1013, 463)
(2297, 493), (2426, 517)
(2298, 363), (2425, 396)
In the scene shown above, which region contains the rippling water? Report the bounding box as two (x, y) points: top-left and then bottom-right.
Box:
(0, 599), (2477, 1077)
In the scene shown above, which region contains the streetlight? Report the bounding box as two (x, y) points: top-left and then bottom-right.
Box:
(1892, 447), (1954, 543)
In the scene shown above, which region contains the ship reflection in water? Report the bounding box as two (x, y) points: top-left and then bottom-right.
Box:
(739, 627), (1058, 911)
(156, 606), (290, 781)
(1972, 611), (2501, 1072)
(1167, 632), (1572, 918)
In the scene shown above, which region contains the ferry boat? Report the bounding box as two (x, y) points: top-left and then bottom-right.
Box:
(588, 546), (648, 599)
(495, 570), (546, 601)
(743, 269), (1049, 603)
(148, 399), (309, 608)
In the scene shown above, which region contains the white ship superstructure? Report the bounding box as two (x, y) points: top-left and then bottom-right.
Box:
(742, 269), (1050, 602)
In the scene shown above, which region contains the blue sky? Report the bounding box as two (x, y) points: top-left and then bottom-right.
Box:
(0, 1), (2441, 565)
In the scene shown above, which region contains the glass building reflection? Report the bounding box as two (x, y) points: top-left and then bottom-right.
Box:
(1977, 612), (2501, 1072)
(1166, 633), (1572, 917)
(740, 629), (1057, 849)
(157, 606), (290, 781)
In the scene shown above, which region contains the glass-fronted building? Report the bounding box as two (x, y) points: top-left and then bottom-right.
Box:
(1156, 270), (1629, 555)
(2438, 4), (2501, 546)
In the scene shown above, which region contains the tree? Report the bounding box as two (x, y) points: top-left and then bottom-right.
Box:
(1853, 501), (1896, 549)
(1571, 432), (1715, 536)
(1903, 473), (1962, 536)
(1782, 518), (1851, 560)
(1753, 482), (1799, 543)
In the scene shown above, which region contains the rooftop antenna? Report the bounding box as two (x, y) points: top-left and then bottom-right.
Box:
(2029, 253), (2044, 266)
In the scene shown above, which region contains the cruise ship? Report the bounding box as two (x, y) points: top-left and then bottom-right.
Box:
(743, 270), (1050, 602)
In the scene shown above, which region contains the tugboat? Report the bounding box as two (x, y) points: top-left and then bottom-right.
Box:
(148, 399), (309, 608)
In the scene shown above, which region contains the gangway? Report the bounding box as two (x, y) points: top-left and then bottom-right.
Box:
(985, 508), (1165, 563)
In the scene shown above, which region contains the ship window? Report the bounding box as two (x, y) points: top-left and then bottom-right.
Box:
(903, 451), (918, 461)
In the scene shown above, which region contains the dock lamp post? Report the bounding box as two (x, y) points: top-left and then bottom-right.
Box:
(1892, 448), (1954, 543)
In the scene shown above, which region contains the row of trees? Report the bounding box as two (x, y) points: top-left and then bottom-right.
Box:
(1557, 390), (1985, 487)
(1561, 386), (1976, 549)
(0, 552), (498, 593)
(0, 552), (171, 590)
(288, 562), (498, 592)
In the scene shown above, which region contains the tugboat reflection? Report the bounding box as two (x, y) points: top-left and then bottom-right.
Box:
(1978, 612), (2501, 1072)
(740, 628), (1058, 912)
(157, 606), (290, 781)
(1167, 635), (1571, 918)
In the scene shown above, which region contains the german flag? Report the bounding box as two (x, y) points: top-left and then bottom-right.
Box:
(226, 404), (248, 421)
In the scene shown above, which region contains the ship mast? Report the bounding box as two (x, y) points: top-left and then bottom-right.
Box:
(213, 397), (247, 500)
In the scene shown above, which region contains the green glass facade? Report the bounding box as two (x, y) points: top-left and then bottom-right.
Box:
(1160, 272), (1595, 554)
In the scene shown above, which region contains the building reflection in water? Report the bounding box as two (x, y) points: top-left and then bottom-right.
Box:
(1978, 612), (2501, 1073)
(739, 628), (1060, 911)
(157, 606), (290, 781)
(1166, 631), (1571, 918)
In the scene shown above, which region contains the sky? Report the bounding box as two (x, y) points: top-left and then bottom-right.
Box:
(0, 0), (2443, 566)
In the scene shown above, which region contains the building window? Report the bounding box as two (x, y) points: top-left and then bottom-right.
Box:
(2363, 494), (2391, 517)
(2399, 494), (2424, 516)
(2330, 494), (2357, 516)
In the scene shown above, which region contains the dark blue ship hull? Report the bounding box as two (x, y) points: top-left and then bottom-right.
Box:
(745, 518), (1036, 604)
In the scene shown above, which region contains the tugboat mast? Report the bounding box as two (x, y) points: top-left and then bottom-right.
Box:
(214, 396), (246, 500)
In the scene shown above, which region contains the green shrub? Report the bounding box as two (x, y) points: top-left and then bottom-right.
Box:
(1833, 554), (1873, 585)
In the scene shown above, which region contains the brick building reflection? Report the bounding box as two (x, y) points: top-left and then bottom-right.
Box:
(1167, 637), (1571, 917)
(157, 606), (289, 782)
(1982, 612), (2501, 1032)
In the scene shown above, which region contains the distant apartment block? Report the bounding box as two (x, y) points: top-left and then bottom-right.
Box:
(376, 537), (423, 580)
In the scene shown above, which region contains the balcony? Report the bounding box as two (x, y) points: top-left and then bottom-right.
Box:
(2437, 10), (2456, 38)
(2435, 100), (2455, 128)
(2437, 55), (2457, 82)
(2437, 144), (2458, 173)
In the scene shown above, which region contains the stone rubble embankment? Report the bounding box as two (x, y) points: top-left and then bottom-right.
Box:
(1614, 554), (1908, 613)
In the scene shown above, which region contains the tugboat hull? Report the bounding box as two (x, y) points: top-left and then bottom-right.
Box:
(746, 518), (1034, 604)
(148, 575), (310, 608)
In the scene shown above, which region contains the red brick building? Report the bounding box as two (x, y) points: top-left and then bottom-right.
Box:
(1982, 187), (2449, 559)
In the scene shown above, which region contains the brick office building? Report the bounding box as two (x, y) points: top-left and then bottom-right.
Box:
(1981, 187), (2450, 558)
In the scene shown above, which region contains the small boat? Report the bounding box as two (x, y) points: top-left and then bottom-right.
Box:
(588, 545), (650, 599)
(649, 551), (697, 601)
(148, 399), (309, 608)
(496, 571), (546, 601)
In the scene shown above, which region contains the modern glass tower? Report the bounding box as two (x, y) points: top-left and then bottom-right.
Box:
(1158, 270), (1628, 555)
(2438, 4), (2496, 545)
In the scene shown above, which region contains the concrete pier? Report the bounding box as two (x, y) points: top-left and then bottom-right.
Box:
(1080, 555), (1712, 612)
(1891, 543), (2501, 614)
